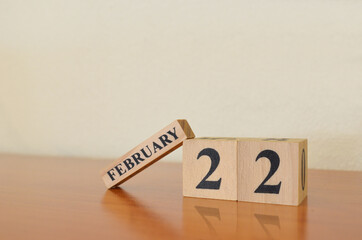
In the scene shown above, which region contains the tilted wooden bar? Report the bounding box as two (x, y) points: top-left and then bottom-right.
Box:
(100, 119), (195, 188)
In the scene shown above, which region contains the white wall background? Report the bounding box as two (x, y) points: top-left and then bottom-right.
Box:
(0, 0), (361, 170)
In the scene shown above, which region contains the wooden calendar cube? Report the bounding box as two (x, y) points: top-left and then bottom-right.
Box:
(237, 138), (307, 206)
(183, 138), (238, 200)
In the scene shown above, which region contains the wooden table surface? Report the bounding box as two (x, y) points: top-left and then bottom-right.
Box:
(0, 154), (361, 240)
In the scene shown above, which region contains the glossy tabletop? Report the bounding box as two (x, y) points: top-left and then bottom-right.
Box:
(0, 154), (361, 240)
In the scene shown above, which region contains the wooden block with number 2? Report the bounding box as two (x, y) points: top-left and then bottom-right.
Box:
(183, 138), (307, 205)
(183, 138), (238, 201)
(238, 138), (307, 205)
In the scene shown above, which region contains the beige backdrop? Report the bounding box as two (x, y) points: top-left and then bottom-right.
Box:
(1, 1), (361, 170)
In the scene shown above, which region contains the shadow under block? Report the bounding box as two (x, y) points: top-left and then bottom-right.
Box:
(237, 138), (308, 206)
(100, 119), (195, 188)
(183, 138), (238, 200)
(183, 138), (307, 205)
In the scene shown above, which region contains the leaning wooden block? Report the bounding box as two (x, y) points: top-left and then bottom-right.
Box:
(183, 138), (238, 201)
(100, 119), (195, 188)
(237, 138), (307, 206)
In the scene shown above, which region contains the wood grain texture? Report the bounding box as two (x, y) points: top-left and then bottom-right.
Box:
(0, 154), (361, 240)
(183, 138), (238, 200)
(100, 119), (194, 188)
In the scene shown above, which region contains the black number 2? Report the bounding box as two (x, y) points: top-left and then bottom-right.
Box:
(196, 148), (222, 190)
(301, 149), (306, 191)
(254, 150), (282, 194)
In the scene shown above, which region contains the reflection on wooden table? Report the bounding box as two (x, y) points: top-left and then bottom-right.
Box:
(102, 189), (179, 239)
(183, 197), (307, 239)
(1, 155), (361, 240)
